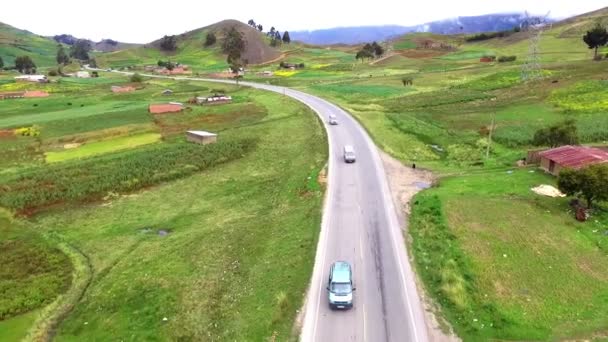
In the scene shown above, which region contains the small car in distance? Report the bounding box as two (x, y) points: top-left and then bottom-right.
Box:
(327, 261), (355, 309)
(329, 114), (338, 125)
(343, 145), (356, 163)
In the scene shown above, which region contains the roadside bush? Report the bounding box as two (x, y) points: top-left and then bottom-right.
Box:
(130, 73), (144, 83)
(47, 69), (59, 76)
(0, 138), (257, 213)
(498, 56), (517, 63)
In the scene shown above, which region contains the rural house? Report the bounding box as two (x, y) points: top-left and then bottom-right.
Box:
(148, 103), (183, 114)
(14, 75), (48, 83)
(538, 145), (608, 176)
(195, 95), (232, 105)
(186, 130), (217, 145)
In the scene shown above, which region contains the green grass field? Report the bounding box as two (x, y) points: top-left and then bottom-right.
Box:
(410, 169), (608, 340)
(45, 133), (161, 163)
(0, 71), (327, 340)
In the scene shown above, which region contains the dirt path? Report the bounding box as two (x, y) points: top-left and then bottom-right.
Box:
(369, 52), (397, 65)
(379, 150), (460, 342)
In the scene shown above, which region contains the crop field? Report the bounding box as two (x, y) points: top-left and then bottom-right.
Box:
(0, 72), (326, 341)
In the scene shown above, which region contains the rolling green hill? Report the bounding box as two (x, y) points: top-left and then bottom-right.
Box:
(0, 22), (59, 67)
(97, 20), (282, 72)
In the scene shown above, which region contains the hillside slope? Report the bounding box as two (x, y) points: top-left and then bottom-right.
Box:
(0, 22), (58, 67)
(98, 19), (281, 71)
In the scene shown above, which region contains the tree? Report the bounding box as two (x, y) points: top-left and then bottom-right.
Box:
(268, 26), (276, 37)
(222, 26), (247, 81)
(88, 58), (97, 68)
(204, 32), (217, 47)
(583, 23), (608, 60)
(257, 24), (263, 32)
(282, 31), (291, 44)
(533, 120), (578, 147)
(14, 55), (36, 74)
(558, 164), (608, 209)
(248, 19), (256, 27)
(0, 56), (3, 69)
(270, 31), (282, 47)
(355, 43), (375, 61)
(56, 44), (69, 65)
(130, 73), (144, 83)
(160, 35), (177, 51)
(69, 39), (91, 60)
(372, 41), (384, 57)
(222, 26), (246, 60)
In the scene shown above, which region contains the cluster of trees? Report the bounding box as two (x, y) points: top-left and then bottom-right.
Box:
(355, 42), (384, 61)
(157, 60), (176, 70)
(558, 164), (608, 209)
(583, 23), (608, 60)
(247, 19), (291, 47)
(160, 35), (178, 51)
(0, 56), (4, 69)
(247, 19), (263, 32)
(15, 56), (36, 74)
(69, 39), (91, 60)
(533, 120), (578, 147)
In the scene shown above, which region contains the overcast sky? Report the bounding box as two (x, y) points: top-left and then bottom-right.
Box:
(0, 0), (605, 43)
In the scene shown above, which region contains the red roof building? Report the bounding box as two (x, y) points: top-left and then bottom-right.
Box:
(539, 145), (608, 175)
(148, 103), (183, 114)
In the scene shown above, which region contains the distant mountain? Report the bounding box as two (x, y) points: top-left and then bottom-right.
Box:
(290, 26), (412, 46)
(52, 34), (140, 52)
(291, 13), (545, 45)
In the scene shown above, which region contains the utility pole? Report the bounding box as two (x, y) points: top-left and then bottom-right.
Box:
(486, 97), (497, 159)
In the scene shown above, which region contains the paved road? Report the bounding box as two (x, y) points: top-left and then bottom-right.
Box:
(89, 67), (430, 341)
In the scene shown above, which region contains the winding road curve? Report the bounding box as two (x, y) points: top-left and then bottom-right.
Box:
(90, 67), (430, 342)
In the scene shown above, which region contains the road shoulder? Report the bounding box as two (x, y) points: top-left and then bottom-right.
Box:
(379, 151), (460, 342)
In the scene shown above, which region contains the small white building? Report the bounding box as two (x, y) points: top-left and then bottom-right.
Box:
(14, 75), (48, 83)
(75, 71), (90, 78)
(186, 130), (218, 145)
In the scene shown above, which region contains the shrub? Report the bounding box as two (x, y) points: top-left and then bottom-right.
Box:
(0, 138), (257, 213)
(130, 73), (144, 83)
(204, 32), (217, 47)
(14, 126), (40, 137)
(47, 69), (58, 76)
(498, 55), (517, 63)
(533, 119), (578, 147)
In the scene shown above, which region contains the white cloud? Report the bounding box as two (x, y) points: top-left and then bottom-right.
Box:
(0, 0), (605, 42)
